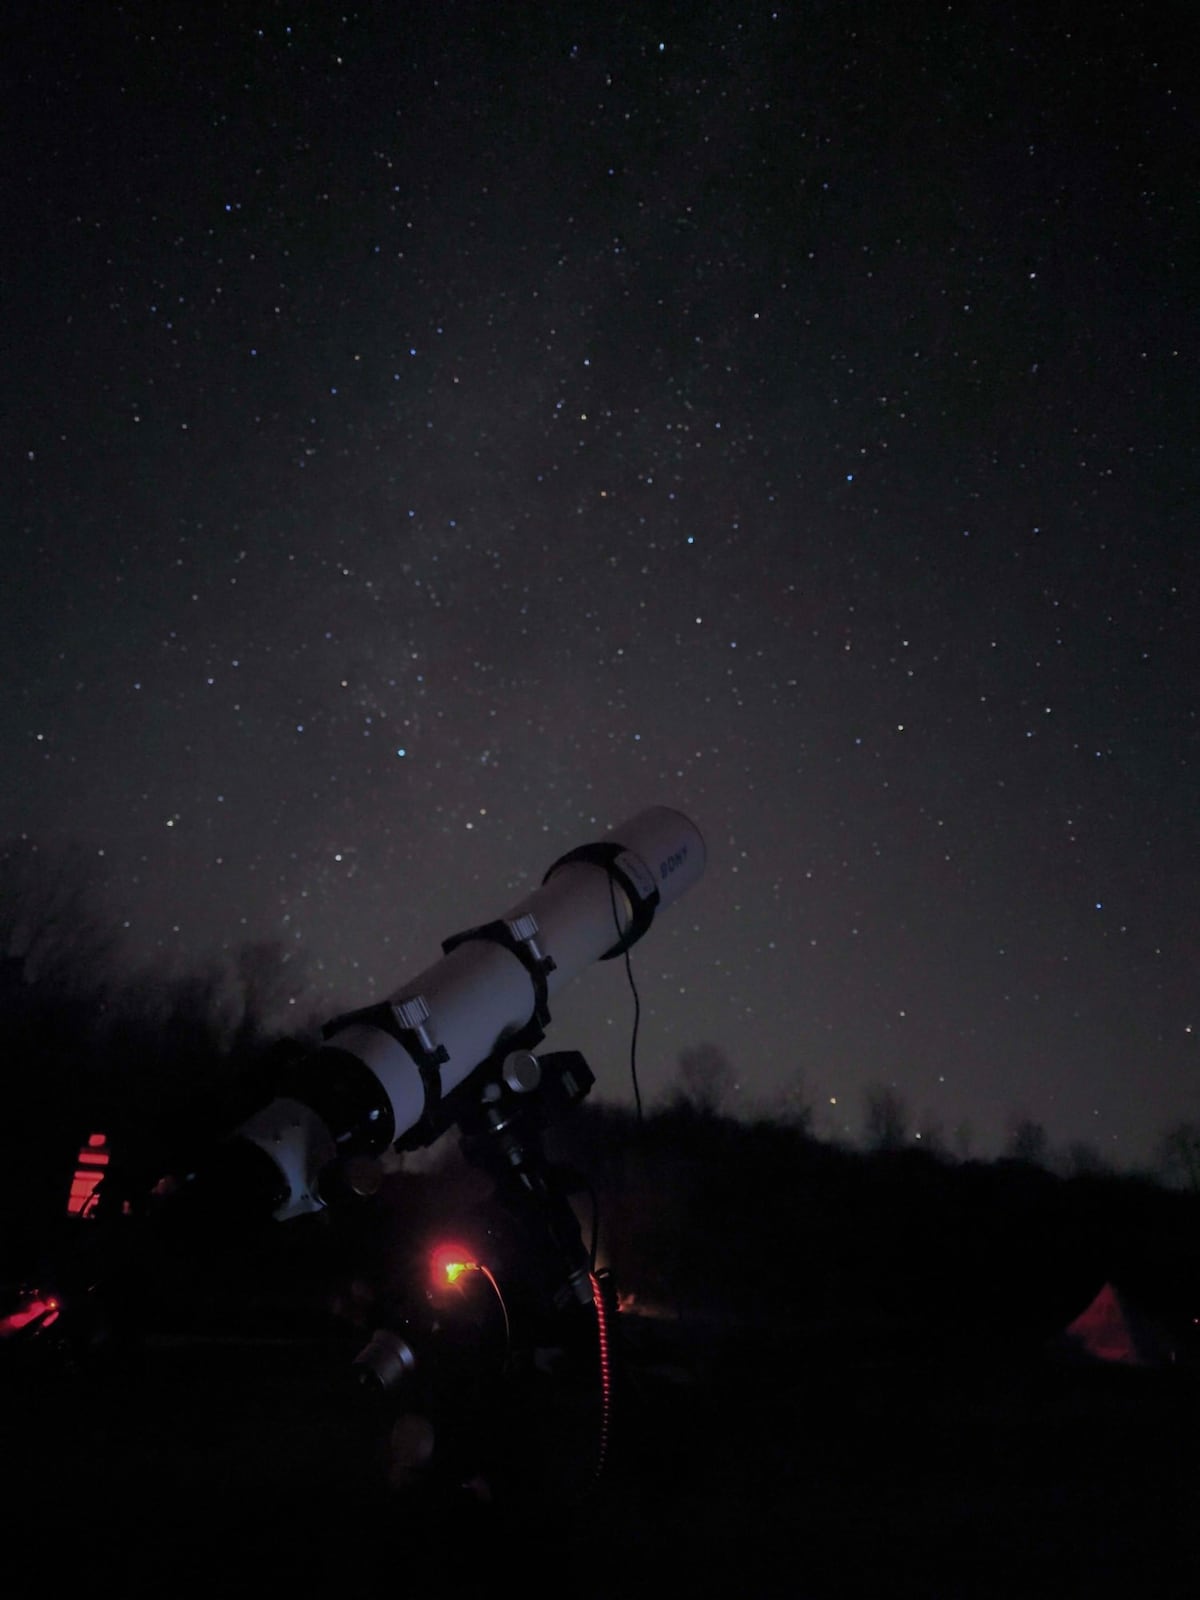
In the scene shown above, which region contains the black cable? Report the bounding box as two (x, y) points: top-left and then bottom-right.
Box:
(609, 874), (644, 1122)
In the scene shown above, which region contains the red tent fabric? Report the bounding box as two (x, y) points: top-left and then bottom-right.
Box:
(1059, 1282), (1176, 1366)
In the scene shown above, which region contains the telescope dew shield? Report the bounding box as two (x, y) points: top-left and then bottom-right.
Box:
(237, 806), (706, 1219)
(539, 802), (706, 963)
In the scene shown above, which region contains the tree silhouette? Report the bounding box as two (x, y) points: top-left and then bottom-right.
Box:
(673, 1043), (736, 1117)
(0, 838), (122, 1238)
(0, 836), (117, 999)
(1155, 1121), (1200, 1192)
(1061, 1140), (1111, 1179)
(1005, 1114), (1050, 1168)
(769, 1066), (815, 1136)
(229, 938), (308, 1059)
(862, 1084), (910, 1152)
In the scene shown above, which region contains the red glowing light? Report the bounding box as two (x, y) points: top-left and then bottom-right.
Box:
(0, 1293), (61, 1338)
(66, 1131), (110, 1217)
(429, 1243), (478, 1289)
(590, 1271), (612, 1485)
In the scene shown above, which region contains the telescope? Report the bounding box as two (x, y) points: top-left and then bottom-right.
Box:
(198, 806), (706, 1224)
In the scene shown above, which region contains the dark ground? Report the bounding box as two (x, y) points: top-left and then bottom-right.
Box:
(6, 1308), (1199, 1600)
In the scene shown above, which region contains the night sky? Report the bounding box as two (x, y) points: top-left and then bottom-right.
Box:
(5, 2), (1196, 1167)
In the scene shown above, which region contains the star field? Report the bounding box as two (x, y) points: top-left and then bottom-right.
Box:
(4, 2), (1197, 1167)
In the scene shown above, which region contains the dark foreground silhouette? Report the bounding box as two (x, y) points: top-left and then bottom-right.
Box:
(7, 1302), (1198, 1600)
(6, 1095), (1200, 1597)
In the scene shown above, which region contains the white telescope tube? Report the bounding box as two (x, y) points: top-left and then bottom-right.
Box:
(238, 806), (705, 1218)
